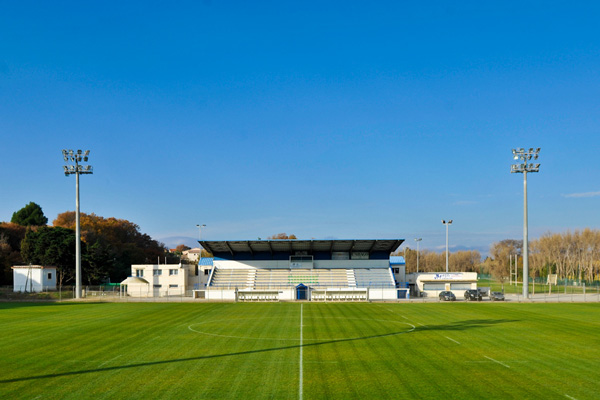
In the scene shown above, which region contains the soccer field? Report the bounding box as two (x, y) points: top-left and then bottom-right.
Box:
(1, 302), (598, 399)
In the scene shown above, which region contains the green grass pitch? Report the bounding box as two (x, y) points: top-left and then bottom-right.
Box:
(1, 301), (599, 399)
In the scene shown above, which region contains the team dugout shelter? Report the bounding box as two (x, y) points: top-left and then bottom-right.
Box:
(197, 239), (407, 302)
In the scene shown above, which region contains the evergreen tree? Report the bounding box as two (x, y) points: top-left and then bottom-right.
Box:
(11, 202), (48, 226)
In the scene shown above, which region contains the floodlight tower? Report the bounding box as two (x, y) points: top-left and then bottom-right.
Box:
(196, 224), (206, 241)
(442, 220), (452, 272)
(196, 224), (206, 258)
(511, 147), (540, 299)
(62, 149), (93, 299)
(414, 238), (422, 273)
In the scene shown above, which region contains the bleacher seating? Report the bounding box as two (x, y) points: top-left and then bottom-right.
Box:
(253, 268), (350, 288)
(209, 267), (395, 289)
(209, 268), (254, 289)
(353, 269), (395, 288)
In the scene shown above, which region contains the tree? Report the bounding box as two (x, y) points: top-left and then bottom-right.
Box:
(0, 223), (27, 285)
(11, 202), (48, 226)
(21, 226), (77, 287)
(174, 244), (191, 254)
(487, 239), (522, 280)
(268, 233), (298, 239)
(53, 211), (168, 281)
(394, 247), (481, 273)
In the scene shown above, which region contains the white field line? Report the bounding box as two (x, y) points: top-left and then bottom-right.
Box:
(445, 336), (460, 344)
(98, 354), (122, 368)
(188, 317), (413, 341)
(564, 395), (578, 400)
(418, 323), (427, 327)
(299, 303), (303, 400)
(484, 356), (510, 368)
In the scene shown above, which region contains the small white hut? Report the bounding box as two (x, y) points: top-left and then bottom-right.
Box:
(12, 265), (57, 292)
(120, 276), (150, 297)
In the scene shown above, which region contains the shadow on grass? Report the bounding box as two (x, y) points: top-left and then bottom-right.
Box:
(0, 318), (518, 384)
(0, 301), (112, 310)
(417, 319), (519, 332)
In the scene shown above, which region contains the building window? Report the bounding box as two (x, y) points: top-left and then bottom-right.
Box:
(194, 266), (198, 276)
(423, 283), (445, 291)
(450, 283), (472, 290)
(204, 269), (211, 275)
(136, 269), (144, 277)
(48, 273), (52, 280)
(169, 269), (178, 276)
(392, 268), (399, 274)
(153, 284), (162, 288)
(169, 284), (178, 288)
(153, 270), (162, 276)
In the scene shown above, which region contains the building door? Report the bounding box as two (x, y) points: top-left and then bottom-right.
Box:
(296, 284), (307, 300)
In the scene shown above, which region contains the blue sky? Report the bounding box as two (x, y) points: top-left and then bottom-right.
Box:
(1, 1), (599, 255)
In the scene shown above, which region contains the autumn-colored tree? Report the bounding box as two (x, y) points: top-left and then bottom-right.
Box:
(487, 239), (522, 280)
(53, 212), (168, 282)
(175, 244), (191, 253)
(201, 249), (213, 258)
(268, 233), (298, 239)
(488, 229), (600, 283)
(395, 247), (481, 273)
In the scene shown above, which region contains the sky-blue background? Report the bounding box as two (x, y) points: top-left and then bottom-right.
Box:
(1, 1), (599, 255)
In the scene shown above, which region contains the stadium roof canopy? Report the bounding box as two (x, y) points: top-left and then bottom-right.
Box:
(199, 239), (404, 256)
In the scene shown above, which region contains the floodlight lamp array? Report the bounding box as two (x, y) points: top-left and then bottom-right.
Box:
(62, 149), (93, 176)
(511, 147), (541, 173)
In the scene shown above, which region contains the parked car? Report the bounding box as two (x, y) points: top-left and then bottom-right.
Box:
(464, 289), (482, 301)
(490, 291), (505, 301)
(438, 291), (456, 301)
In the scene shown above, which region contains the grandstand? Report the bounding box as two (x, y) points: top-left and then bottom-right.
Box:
(209, 267), (396, 290)
(199, 239), (404, 301)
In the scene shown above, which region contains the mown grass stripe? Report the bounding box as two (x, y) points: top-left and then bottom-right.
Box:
(299, 303), (303, 400)
(1, 302), (599, 399)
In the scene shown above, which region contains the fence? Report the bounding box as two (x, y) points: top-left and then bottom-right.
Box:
(2, 281), (600, 303)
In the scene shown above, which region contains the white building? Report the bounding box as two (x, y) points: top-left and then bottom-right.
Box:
(124, 260), (214, 297)
(12, 265), (57, 292)
(182, 248), (201, 262)
(407, 272), (478, 298)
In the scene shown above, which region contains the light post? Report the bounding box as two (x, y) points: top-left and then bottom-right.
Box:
(196, 224), (206, 241)
(196, 224), (206, 257)
(442, 220), (452, 272)
(511, 147), (540, 299)
(62, 149), (93, 299)
(414, 238), (422, 273)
